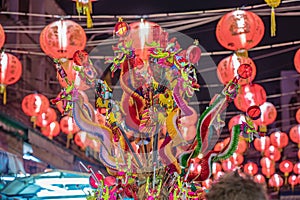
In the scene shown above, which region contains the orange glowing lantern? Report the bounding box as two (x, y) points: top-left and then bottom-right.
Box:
(269, 174), (284, 190)
(36, 107), (57, 128)
(40, 19), (86, 59)
(212, 162), (222, 178)
(260, 157), (275, 170)
(254, 102), (277, 126)
(254, 136), (271, 154)
(234, 84), (267, 112)
(186, 41), (201, 65)
(262, 166), (275, 179)
(222, 159), (236, 172)
(60, 116), (80, 148)
(217, 54), (256, 85)
(0, 52), (22, 104)
(243, 162), (258, 176)
(74, 131), (89, 149)
(22, 93), (50, 127)
(114, 18), (129, 37)
(270, 131), (289, 150)
(289, 124), (300, 148)
(0, 24), (5, 48)
(294, 48), (300, 73)
(214, 141), (225, 152)
(124, 20), (162, 61)
(264, 145), (281, 161)
(202, 178), (212, 189)
(229, 153), (244, 166)
(235, 137), (248, 154)
(41, 121), (60, 139)
(288, 175), (298, 191)
(254, 174), (266, 184)
(294, 162), (300, 175)
(216, 10), (264, 54)
(279, 160), (293, 184)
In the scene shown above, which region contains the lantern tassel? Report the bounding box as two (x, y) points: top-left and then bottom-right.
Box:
(0, 85), (7, 105)
(83, 7), (93, 28)
(271, 7), (276, 37)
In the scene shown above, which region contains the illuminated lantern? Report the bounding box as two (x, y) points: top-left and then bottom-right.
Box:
(235, 137), (248, 154)
(0, 24), (5, 48)
(74, 131), (89, 149)
(0, 52), (22, 104)
(36, 107), (57, 127)
(217, 54), (256, 85)
(288, 175), (298, 191)
(294, 163), (300, 175)
(260, 157), (275, 170)
(60, 116), (80, 148)
(222, 159), (235, 172)
(60, 116), (80, 135)
(289, 124), (300, 148)
(124, 20), (162, 61)
(41, 121), (60, 139)
(254, 174), (266, 184)
(264, 145), (281, 161)
(216, 10), (264, 54)
(215, 171), (225, 180)
(114, 17), (129, 37)
(186, 41), (201, 64)
(262, 166), (275, 178)
(294, 48), (300, 73)
(270, 131), (289, 150)
(214, 141), (225, 152)
(296, 108), (300, 123)
(22, 93), (50, 127)
(202, 178), (212, 189)
(229, 152), (244, 166)
(254, 102), (277, 126)
(269, 174), (283, 190)
(212, 162), (222, 178)
(254, 136), (270, 154)
(279, 160), (293, 184)
(243, 162), (258, 176)
(234, 83), (266, 112)
(40, 19), (86, 59)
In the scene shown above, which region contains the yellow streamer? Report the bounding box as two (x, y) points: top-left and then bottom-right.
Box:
(0, 85), (6, 105)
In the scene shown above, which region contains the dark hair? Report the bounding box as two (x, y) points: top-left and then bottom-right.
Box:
(205, 171), (268, 200)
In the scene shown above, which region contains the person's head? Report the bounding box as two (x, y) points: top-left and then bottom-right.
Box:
(205, 171), (268, 200)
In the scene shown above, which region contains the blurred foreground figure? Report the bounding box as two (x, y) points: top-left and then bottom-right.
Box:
(205, 171), (268, 200)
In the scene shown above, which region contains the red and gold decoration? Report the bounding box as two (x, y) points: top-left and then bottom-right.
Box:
(265, 0), (281, 37)
(0, 24), (5, 49)
(0, 52), (22, 104)
(41, 121), (60, 139)
(74, 0), (95, 28)
(114, 17), (130, 37)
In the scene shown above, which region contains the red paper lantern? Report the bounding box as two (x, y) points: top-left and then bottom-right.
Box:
(234, 84), (267, 112)
(260, 157), (275, 169)
(262, 166), (275, 178)
(36, 107), (57, 127)
(214, 141), (225, 152)
(289, 124), (300, 147)
(186, 44), (201, 64)
(217, 54), (256, 85)
(60, 116), (80, 134)
(0, 24), (5, 48)
(74, 131), (89, 149)
(294, 163), (300, 175)
(222, 159), (236, 172)
(269, 174), (284, 188)
(202, 178), (212, 189)
(243, 162), (258, 176)
(40, 19), (86, 59)
(229, 153), (244, 166)
(41, 121), (60, 139)
(0, 52), (23, 104)
(254, 102), (277, 126)
(22, 94), (50, 117)
(235, 137), (248, 154)
(114, 18), (130, 37)
(270, 131), (289, 150)
(254, 136), (270, 153)
(294, 48), (300, 73)
(212, 162), (222, 176)
(254, 174), (266, 184)
(288, 175), (298, 191)
(216, 10), (264, 51)
(264, 145), (281, 161)
(296, 108), (300, 123)
(279, 160), (293, 177)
